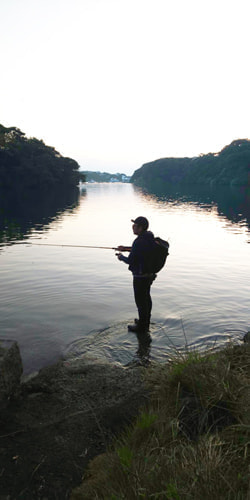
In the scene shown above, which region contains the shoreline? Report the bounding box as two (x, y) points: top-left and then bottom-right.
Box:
(0, 333), (249, 499)
(0, 351), (149, 500)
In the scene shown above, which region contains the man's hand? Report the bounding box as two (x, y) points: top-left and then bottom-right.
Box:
(117, 246), (131, 252)
(116, 252), (123, 260)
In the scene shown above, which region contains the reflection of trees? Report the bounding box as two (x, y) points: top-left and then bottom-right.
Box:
(0, 124), (87, 246)
(0, 187), (83, 245)
(134, 184), (250, 232)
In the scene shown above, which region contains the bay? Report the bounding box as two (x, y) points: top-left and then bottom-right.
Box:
(0, 183), (249, 373)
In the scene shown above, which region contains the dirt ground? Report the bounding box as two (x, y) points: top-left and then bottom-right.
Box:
(0, 358), (148, 499)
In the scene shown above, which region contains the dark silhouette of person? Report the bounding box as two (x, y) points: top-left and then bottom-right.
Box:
(117, 216), (156, 334)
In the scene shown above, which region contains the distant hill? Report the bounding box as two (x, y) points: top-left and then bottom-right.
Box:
(82, 171), (131, 183)
(0, 124), (85, 195)
(131, 139), (250, 189)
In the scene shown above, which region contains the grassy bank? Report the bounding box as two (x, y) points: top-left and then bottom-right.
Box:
(72, 340), (250, 500)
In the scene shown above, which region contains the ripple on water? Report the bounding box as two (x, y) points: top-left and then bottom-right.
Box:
(63, 319), (246, 367)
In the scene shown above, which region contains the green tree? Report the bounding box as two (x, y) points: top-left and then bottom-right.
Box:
(0, 124), (84, 194)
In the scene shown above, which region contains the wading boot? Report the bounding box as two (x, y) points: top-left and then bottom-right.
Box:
(128, 323), (149, 334)
(133, 318), (150, 328)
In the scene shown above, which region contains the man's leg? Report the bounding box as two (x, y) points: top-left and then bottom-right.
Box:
(132, 277), (152, 332)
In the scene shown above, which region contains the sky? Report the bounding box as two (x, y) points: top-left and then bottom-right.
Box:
(0, 0), (249, 175)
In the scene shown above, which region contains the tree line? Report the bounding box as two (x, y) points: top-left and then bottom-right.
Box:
(82, 171), (130, 182)
(0, 124), (86, 194)
(131, 139), (250, 189)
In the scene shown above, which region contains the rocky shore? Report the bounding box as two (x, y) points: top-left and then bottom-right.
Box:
(0, 344), (149, 499)
(1, 333), (249, 499)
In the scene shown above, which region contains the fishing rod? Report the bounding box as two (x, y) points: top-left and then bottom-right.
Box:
(24, 243), (119, 250)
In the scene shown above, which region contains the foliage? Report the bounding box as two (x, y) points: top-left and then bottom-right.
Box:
(71, 342), (250, 500)
(82, 171), (130, 183)
(0, 124), (85, 194)
(131, 139), (250, 188)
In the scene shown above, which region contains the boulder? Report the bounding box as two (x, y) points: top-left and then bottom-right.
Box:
(0, 355), (148, 499)
(0, 339), (23, 402)
(243, 331), (250, 344)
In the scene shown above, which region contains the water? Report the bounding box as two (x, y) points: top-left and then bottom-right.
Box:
(0, 183), (249, 373)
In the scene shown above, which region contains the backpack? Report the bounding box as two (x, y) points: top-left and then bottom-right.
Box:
(149, 237), (170, 273)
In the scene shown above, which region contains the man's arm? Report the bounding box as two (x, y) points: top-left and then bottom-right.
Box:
(116, 245), (132, 263)
(116, 252), (129, 263)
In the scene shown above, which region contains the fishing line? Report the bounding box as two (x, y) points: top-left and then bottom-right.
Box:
(21, 243), (119, 250)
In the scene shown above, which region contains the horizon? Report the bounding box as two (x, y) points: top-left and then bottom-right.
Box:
(2, 121), (247, 178)
(79, 137), (249, 175)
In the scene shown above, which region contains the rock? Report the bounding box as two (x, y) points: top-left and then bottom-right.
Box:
(0, 355), (148, 499)
(0, 340), (23, 402)
(243, 331), (250, 343)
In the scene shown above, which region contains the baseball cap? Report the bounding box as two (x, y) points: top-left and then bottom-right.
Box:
(131, 216), (149, 230)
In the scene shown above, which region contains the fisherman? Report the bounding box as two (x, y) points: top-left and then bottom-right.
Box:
(116, 216), (156, 334)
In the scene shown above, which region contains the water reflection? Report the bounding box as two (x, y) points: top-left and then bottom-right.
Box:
(0, 187), (82, 245)
(0, 182), (249, 373)
(134, 184), (250, 235)
(132, 332), (152, 366)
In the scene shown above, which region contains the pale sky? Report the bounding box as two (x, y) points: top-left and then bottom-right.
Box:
(1, 0), (249, 174)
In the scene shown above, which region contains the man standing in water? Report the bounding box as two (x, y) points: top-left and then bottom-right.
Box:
(117, 216), (156, 334)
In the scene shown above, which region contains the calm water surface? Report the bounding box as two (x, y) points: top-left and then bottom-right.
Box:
(1, 183), (249, 373)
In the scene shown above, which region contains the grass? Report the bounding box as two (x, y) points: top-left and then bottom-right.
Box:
(71, 341), (250, 500)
